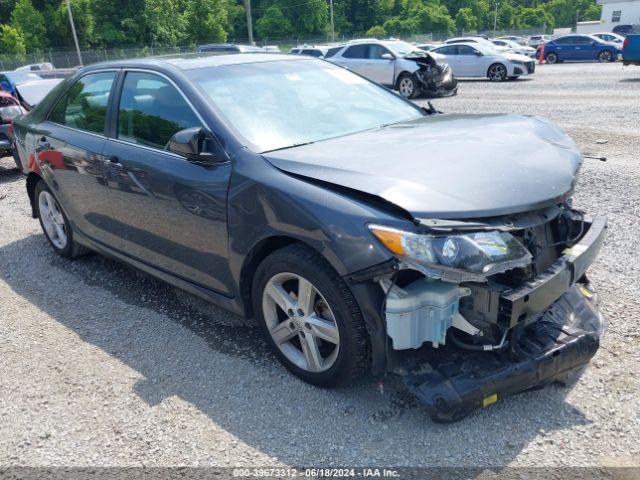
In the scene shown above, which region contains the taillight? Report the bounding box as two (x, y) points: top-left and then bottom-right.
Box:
(623, 37), (630, 49)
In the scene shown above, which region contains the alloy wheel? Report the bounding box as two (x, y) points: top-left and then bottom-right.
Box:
(489, 64), (507, 81)
(262, 272), (340, 373)
(398, 77), (415, 97)
(598, 51), (612, 62)
(38, 190), (68, 250)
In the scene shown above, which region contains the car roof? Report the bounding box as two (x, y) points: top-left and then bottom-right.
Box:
(438, 42), (481, 47)
(81, 53), (302, 73)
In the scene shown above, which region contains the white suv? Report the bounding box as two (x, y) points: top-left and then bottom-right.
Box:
(328, 39), (457, 98)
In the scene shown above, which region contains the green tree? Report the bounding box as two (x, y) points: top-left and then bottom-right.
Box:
(92, 0), (146, 46)
(226, 0), (246, 39)
(285, 0), (329, 36)
(10, 0), (46, 52)
(583, 3), (601, 20)
(255, 5), (293, 38)
(48, 0), (96, 48)
(455, 7), (477, 33)
(142, 0), (188, 45)
(184, 0), (228, 43)
(0, 0), (17, 20)
(366, 25), (387, 37)
(414, 1), (455, 34)
(518, 5), (553, 28)
(0, 24), (26, 58)
(497, 2), (516, 29)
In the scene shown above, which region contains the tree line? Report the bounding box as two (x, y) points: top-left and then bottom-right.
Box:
(0, 0), (601, 55)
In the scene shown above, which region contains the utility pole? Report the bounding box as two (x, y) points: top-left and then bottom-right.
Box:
(66, 0), (83, 66)
(245, 0), (254, 45)
(329, 0), (335, 42)
(493, 1), (499, 36)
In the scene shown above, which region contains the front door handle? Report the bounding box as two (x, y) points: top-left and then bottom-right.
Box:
(107, 155), (123, 167)
(37, 136), (51, 152)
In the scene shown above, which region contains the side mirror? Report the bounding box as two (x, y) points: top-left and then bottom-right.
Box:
(475, 51), (483, 56)
(168, 127), (227, 164)
(381, 53), (394, 60)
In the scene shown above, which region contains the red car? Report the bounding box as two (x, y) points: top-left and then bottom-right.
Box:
(0, 91), (24, 166)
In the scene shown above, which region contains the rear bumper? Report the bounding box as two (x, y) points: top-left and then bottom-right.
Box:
(401, 282), (605, 422)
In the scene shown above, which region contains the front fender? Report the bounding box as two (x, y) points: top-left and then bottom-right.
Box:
(226, 149), (405, 289)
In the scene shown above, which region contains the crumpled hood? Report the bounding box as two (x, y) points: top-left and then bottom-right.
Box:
(263, 114), (582, 220)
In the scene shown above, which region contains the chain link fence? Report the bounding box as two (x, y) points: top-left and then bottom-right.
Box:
(0, 27), (548, 71)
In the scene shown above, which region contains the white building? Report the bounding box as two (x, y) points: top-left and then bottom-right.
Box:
(597, 0), (640, 31)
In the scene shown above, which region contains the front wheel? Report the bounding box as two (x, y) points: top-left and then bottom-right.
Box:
(253, 244), (371, 387)
(598, 50), (613, 63)
(397, 73), (419, 99)
(488, 63), (508, 81)
(546, 52), (558, 64)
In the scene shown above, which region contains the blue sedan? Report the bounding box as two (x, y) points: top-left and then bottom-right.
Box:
(542, 34), (621, 63)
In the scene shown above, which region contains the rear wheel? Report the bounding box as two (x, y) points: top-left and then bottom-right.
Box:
(253, 244), (371, 387)
(598, 50), (613, 62)
(546, 52), (558, 64)
(35, 180), (89, 258)
(397, 73), (419, 99)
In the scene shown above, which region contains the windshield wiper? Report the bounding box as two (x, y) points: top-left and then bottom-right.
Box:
(263, 141), (316, 153)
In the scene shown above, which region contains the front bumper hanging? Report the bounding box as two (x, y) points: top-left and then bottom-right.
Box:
(398, 216), (607, 422)
(401, 283), (604, 422)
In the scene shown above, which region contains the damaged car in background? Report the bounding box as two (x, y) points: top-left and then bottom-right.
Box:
(13, 54), (605, 422)
(329, 39), (458, 98)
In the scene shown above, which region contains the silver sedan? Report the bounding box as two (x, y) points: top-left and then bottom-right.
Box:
(431, 43), (536, 81)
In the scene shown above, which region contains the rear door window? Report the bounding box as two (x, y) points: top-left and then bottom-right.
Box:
(48, 71), (116, 135)
(457, 45), (477, 55)
(324, 47), (342, 58)
(436, 45), (458, 55)
(367, 44), (392, 59)
(343, 45), (367, 58)
(116, 71), (201, 150)
(301, 49), (323, 57)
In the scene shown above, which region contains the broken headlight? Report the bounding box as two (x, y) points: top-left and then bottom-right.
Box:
(369, 224), (532, 282)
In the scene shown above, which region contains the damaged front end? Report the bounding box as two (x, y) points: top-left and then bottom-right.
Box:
(366, 204), (607, 421)
(406, 53), (458, 98)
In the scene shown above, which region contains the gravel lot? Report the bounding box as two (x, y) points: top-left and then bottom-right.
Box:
(1, 62), (639, 469)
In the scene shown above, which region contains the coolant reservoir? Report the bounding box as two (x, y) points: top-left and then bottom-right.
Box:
(385, 278), (470, 349)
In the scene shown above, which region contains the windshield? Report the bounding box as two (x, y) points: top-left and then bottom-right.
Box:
(382, 40), (421, 56)
(187, 59), (422, 152)
(4, 71), (42, 85)
(474, 44), (500, 55)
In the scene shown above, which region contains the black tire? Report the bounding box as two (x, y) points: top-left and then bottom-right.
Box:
(34, 180), (89, 258)
(397, 73), (420, 99)
(252, 243), (371, 387)
(546, 52), (558, 64)
(487, 63), (507, 81)
(597, 50), (613, 63)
